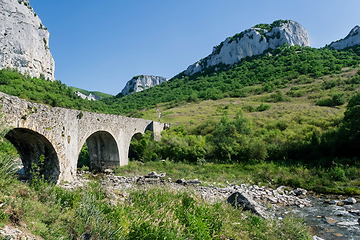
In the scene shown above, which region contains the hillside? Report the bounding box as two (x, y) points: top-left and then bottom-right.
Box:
(103, 44), (360, 115)
(70, 86), (113, 99)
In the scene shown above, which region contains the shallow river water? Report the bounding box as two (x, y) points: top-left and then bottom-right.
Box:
(278, 196), (360, 240)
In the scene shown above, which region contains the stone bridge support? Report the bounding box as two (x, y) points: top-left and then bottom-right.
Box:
(0, 92), (167, 183)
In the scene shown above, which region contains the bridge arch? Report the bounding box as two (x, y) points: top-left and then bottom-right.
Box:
(79, 131), (120, 171)
(128, 132), (144, 161)
(5, 128), (60, 183)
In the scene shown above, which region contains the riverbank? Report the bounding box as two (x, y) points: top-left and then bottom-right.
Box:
(0, 168), (311, 239)
(113, 160), (360, 195)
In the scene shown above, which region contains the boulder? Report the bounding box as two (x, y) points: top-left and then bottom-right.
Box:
(227, 191), (269, 218)
(293, 188), (307, 196)
(343, 197), (357, 205)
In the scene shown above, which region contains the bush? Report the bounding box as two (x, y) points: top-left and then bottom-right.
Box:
(256, 103), (271, 112)
(316, 94), (346, 107)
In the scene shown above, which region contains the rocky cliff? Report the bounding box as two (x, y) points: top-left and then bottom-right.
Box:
(185, 20), (310, 75)
(0, 0), (55, 80)
(329, 25), (360, 50)
(121, 75), (169, 96)
(74, 91), (102, 101)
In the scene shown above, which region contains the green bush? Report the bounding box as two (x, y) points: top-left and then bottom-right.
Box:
(316, 94), (346, 107)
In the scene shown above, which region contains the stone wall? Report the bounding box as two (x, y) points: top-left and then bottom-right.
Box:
(0, 92), (166, 183)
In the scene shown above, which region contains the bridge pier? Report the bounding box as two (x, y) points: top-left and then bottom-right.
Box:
(0, 92), (166, 183)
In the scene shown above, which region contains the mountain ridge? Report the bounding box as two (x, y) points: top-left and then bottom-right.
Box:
(330, 25), (360, 50)
(184, 20), (310, 76)
(120, 75), (169, 96)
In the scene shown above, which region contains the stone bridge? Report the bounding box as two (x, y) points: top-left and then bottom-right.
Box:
(0, 92), (166, 183)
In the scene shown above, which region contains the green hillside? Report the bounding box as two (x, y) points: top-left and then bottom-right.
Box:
(0, 44), (360, 195)
(103, 44), (360, 115)
(70, 86), (113, 99)
(0, 68), (112, 113)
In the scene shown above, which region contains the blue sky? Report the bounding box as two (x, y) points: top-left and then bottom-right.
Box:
(30, 0), (360, 95)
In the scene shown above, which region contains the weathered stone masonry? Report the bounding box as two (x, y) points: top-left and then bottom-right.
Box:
(0, 92), (166, 183)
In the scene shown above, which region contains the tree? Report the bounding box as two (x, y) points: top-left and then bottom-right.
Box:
(343, 93), (360, 141)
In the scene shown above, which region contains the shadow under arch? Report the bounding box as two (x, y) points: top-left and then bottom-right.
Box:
(128, 132), (143, 161)
(5, 128), (60, 183)
(83, 131), (120, 171)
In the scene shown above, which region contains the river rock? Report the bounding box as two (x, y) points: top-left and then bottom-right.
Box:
(103, 169), (114, 174)
(175, 178), (201, 185)
(343, 197), (356, 205)
(293, 188), (307, 196)
(323, 216), (338, 224)
(227, 191), (269, 218)
(324, 199), (337, 205)
(348, 209), (360, 216)
(145, 171), (166, 178)
(312, 236), (325, 240)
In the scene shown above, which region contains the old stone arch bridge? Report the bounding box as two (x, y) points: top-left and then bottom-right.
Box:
(0, 92), (167, 183)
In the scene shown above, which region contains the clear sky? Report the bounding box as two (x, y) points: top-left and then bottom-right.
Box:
(29, 0), (360, 95)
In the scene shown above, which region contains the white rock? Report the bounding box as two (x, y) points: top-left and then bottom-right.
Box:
(121, 75), (168, 96)
(313, 236), (325, 240)
(330, 25), (360, 50)
(74, 91), (102, 101)
(184, 20), (310, 75)
(344, 197), (357, 205)
(0, 0), (55, 80)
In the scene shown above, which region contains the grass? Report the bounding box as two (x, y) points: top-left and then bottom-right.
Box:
(0, 171), (312, 239)
(136, 68), (358, 135)
(115, 160), (360, 195)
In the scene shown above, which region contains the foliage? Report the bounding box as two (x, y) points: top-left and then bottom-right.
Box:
(69, 86), (113, 99)
(77, 143), (90, 169)
(129, 130), (160, 162)
(103, 45), (360, 115)
(342, 92), (360, 140)
(0, 68), (112, 113)
(316, 93), (346, 107)
(0, 127), (19, 180)
(0, 167), (312, 239)
(1, 45), (360, 118)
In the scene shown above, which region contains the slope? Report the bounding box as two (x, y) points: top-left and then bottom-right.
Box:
(104, 44), (360, 115)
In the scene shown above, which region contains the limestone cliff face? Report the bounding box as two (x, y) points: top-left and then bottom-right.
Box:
(121, 75), (169, 96)
(74, 91), (102, 101)
(0, 0), (55, 80)
(185, 20), (310, 75)
(330, 26), (360, 50)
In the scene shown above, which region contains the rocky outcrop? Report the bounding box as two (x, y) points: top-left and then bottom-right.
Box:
(74, 91), (102, 101)
(121, 75), (168, 96)
(185, 20), (310, 75)
(0, 0), (55, 80)
(329, 25), (360, 50)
